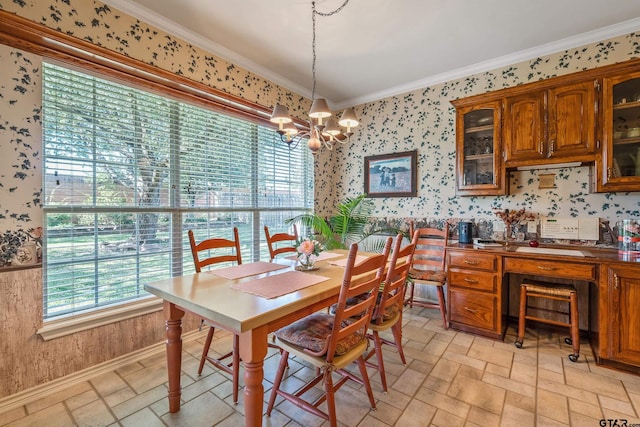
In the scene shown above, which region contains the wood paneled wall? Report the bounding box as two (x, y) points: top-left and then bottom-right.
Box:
(0, 267), (201, 399)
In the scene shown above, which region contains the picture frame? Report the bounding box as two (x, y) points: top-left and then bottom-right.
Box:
(364, 150), (417, 198)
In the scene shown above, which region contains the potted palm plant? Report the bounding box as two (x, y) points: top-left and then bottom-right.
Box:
(286, 194), (398, 251)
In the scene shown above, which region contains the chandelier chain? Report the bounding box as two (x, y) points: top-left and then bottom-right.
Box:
(311, 0), (350, 100)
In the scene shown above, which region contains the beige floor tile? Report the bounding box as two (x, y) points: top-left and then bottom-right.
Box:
(568, 398), (603, 420)
(468, 341), (514, 368)
(415, 387), (470, 419)
(499, 403), (534, 427)
(120, 407), (167, 427)
(7, 306), (640, 427)
(537, 377), (599, 405)
(598, 394), (638, 418)
(467, 406), (500, 427)
(536, 414), (569, 426)
(482, 371), (536, 398)
(431, 408), (465, 427)
(25, 381), (92, 414)
(569, 411), (604, 426)
(4, 403), (74, 427)
(395, 399), (437, 427)
(485, 363), (510, 378)
(505, 390), (535, 413)
(65, 389), (99, 411)
(442, 350), (487, 371)
(430, 358), (461, 382)
(161, 391), (235, 427)
(72, 398), (116, 426)
(536, 389), (569, 424)
(111, 385), (168, 420)
(509, 360), (536, 385)
(564, 366), (628, 401)
(91, 371), (129, 396)
(368, 400), (402, 425)
(457, 364), (484, 381)
(390, 368), (427, 396)
(447, 375), (506, 415)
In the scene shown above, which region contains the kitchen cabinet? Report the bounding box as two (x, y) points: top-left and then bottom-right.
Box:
(601, 263), (640, 368)
(454, 101), (506, 196)
(503, 80), (599, 166)
(597, 71), (640, 191)
(447, 250), (505, 339)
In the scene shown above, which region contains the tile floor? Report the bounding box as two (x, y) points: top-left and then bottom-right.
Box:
(2, 306), (640, 426)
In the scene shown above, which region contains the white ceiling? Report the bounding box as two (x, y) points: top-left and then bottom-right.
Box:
(103, 0), (640, 109)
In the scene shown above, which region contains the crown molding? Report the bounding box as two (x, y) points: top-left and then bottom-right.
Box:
(335, 16), (640, 109)
(100, 1), (640, 109)
(101, 0), (312, 100)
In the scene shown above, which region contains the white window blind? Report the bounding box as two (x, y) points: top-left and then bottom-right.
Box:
(42, 62), (314, 319)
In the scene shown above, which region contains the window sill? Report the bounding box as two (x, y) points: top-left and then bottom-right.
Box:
(38, 297), (163, 341)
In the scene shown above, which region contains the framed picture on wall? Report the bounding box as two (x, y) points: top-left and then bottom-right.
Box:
(364, 150), (417, 198)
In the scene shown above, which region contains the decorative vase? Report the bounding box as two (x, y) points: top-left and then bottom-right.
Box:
(298, 254), (316, 271)
(504, 223), (512, 247)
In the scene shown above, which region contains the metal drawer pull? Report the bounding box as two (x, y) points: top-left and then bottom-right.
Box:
(463, 260), (479, 265)
(464, 278), (478, 283)
(464, 307), (477, 313)
(614, 273), (619, 290)
(537, 266), (556, 271)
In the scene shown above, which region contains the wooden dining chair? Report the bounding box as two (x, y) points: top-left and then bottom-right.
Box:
(364, 231), (418, 392)
(264, 224), (298, 260)
(266, 237), (393, 427)
(188, 227), (242, 404)
(405, 221), (449, 329)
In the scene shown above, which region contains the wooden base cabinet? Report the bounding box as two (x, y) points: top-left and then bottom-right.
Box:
(599, 263), (640, 371)
(447, 250), (505, 339)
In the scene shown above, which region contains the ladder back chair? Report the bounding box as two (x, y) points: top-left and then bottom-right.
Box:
(266, 238), (393, 427)
(364, 231), (418, 392)
(264, 224), (298, 260)
(405, 222), (449, 329)
(187, 227), (242, 404)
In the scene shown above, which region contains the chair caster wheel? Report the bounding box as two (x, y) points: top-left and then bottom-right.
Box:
(514, 340), (523, 349)
(568, 354), (579, 362)
(564, 337), (572, 345)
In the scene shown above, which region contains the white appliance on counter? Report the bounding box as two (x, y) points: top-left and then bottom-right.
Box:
(539, 216), (600, 241)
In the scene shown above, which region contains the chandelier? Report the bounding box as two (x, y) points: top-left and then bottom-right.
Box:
(270, 0), (358, 154)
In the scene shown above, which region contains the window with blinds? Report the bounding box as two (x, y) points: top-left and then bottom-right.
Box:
(42, 62), (314, 319)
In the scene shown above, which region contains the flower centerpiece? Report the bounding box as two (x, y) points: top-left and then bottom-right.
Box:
(295, 237), (324, 271)
(493, 208), (536, 245)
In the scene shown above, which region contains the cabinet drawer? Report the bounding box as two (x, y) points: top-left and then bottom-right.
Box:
(504, 257), (597, 281)
(449, 289), (496, 331)
(449, 270), (497, 292)
(448, 251), (497, 271)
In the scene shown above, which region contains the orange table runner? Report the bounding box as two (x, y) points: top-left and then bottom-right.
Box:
(207, 261), (289, 280)
(231, 270), (330, 299)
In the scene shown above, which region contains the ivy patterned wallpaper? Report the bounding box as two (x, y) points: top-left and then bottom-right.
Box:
(316, 33), (640, 235)
(0, 0), (311, 264)
(1, 0), (640, 259)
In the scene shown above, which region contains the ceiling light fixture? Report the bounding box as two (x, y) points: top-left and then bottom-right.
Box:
(270, 0), (358, 154)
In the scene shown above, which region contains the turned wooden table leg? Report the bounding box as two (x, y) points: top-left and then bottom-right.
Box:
(164, 301), (185, 413)
(239, 326), (268, 427)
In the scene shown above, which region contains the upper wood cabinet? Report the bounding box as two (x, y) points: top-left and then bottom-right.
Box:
(596, 71), (640, 192)
(454, 102), (506, 196)
(503, 80), (599, 166)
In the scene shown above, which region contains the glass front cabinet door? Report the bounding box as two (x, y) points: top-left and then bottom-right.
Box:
(599, 71), (640, 191)
(455, 102), (506, 195)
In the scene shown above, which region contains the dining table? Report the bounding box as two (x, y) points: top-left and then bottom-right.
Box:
(144, 250), (356, 427)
